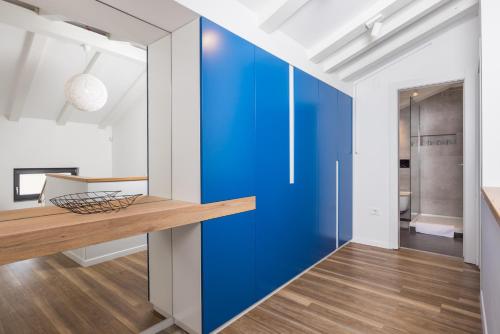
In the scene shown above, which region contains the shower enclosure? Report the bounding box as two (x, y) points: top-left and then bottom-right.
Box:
(399, 82), (464, 257)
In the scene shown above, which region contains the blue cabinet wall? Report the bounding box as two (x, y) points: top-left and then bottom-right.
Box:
(200, 18), (352, 333)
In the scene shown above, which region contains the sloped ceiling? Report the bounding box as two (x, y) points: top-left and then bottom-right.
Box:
(168, 0), (478, 93)
(241, 0), (380, 49)
(235, 0), (479, 82)
(0, 0), (149, 126)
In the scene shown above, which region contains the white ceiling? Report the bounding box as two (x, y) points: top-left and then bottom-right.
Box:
(0, 16), (146, 126)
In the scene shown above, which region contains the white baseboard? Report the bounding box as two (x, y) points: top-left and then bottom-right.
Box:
(351, 237), (392, 249)
(140, 318), (174, 334)
(481, 290), (488, 334)
(175, 318), (199, 334)
(212, 241), (352, 333)
(153, 306), (198, 334)
(64, 244), (147, 267)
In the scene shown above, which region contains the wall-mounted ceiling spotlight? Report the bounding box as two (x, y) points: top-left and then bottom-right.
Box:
(370, 21), (383, 37)
(365, 14), (383, 38)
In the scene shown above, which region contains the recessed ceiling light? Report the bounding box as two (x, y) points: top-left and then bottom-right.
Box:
(412, 92), (419, 97)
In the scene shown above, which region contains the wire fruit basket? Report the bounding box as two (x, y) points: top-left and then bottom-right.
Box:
(50, 191), (142, 214)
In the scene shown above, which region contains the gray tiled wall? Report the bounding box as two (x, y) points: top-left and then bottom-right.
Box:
(399, 87), (463, 218)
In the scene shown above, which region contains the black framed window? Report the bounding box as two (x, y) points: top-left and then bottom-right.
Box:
(13, 167), (79, 202)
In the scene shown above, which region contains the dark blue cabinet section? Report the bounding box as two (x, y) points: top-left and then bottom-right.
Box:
(338, 92), (353, 246)
(318, 81), (339, 257)
(293, 69), (320, 267)
(200, 17), (352, 333)
(254, 47), (296, 297)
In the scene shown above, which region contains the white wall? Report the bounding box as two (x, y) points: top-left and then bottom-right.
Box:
(353, 17), (480, 263)
(147, 34), (174, 318)
(112, 93), (148, 177)
(480, 0), (500, 187)
(479, 2), (500, 333)
(0, 117), (112, 210)
(171, 18), (202, 334)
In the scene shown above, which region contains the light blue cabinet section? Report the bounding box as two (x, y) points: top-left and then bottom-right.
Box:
(200, 18), (256, 333)
(199, 17), (352, 333)
(200, 18), (255, 204)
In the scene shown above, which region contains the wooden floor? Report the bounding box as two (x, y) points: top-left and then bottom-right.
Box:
(0, 244), (481, 334)
(0, 252), (168, 334)
(223, 243), (481, 334)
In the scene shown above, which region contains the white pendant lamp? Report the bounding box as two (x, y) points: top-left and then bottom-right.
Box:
(65, 73), (108, 112)
(65, 44), (108, 112)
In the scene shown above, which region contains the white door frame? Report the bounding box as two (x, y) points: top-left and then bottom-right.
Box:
(388, 69), (480, 264)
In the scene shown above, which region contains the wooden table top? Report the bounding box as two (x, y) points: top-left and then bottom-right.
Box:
(0, 196), (256, 265)
(482, 187), (500, 226)
(46, 174), (148, 183)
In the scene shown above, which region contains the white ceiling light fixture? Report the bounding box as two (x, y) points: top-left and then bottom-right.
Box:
(65, 73), (108, 112)
(64, 44), (108, 112)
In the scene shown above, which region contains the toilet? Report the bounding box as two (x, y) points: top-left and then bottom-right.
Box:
(400, 191), (411, 213)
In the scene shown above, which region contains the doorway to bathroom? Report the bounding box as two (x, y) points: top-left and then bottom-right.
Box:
(398, 81), (463, 257)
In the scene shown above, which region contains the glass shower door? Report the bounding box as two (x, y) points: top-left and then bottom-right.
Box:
(410, 96), (421, 221)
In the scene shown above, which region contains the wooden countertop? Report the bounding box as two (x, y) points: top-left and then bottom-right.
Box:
(46, 174), (148, 183)
(0, 196), (255, 265)
(482, 187), (500, 226)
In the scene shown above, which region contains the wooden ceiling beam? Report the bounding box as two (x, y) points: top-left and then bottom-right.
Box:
(259, 0), (311, 33)
(308, 0), (413, 63)
(338, 0), (478, 81)
(323, 0), (451, 73)
(0, 1), (146, 63)
(98, 70), (146, 128)
(6, 32), (48, 122)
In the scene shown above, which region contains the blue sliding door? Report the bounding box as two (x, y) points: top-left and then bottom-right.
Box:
(338, 92), (353, 246)
(292, 68), (319, 270)
(254, 48), (295, 297)
(318, 81), (339, 257)
(200, 18), (256, 333)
